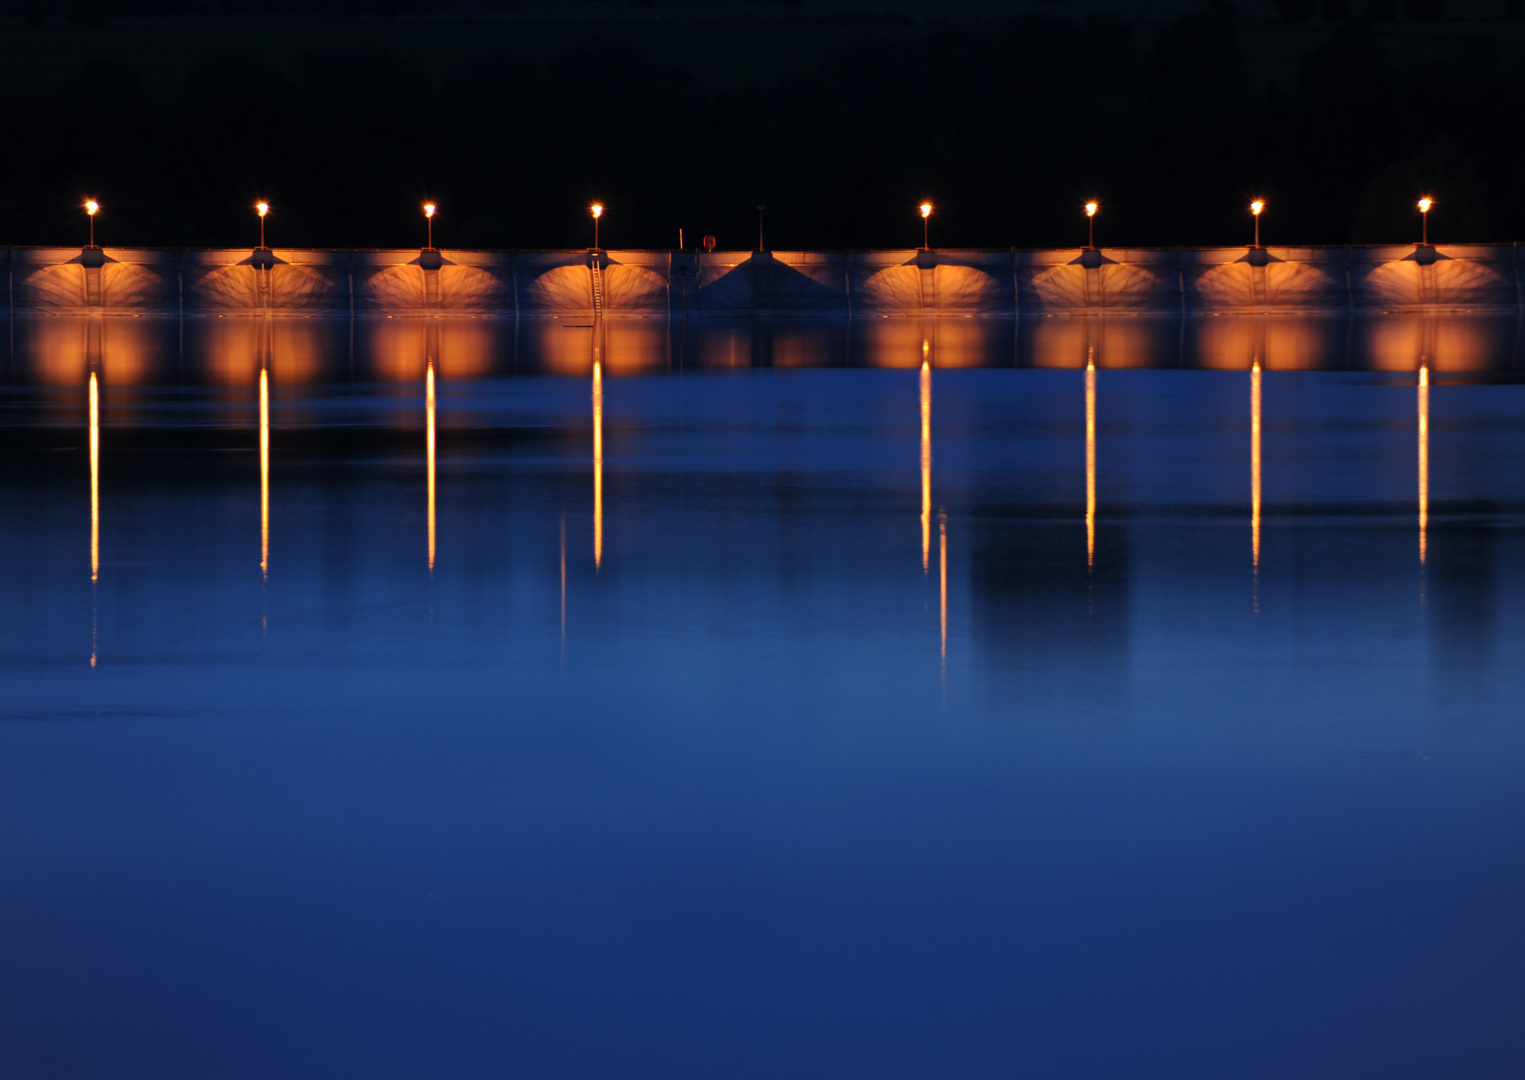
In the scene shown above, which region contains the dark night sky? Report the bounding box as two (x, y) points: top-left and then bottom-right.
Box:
(0, 0), (1519, 249)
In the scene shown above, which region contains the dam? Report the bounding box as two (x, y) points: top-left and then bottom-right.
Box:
(6, 243), (1523, 319)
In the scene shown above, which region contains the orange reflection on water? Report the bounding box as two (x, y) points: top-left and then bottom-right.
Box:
(1419, 366), (1429, 565)
(1085, 357), (1096, 567)
(260, 367), (269, 577)
(1193, 316), (1331, 372)
(16, 317), (161, 387)
(1028, 316), (1168, 371)
(593, 360), (603, 571)
(888, 320), (1003, 369)
(427, 362), (436, 571)
(602, 321), (669, 376)
(860, 319), (931, 370)
(1251, 362), (1262, 572)
(89, 372), (99, 584)
(518, 319), (667, 377)
(768, 325), (842, 369)
(920, 359), (931, 572)
(1361, 315), (1513, 375)
(195, 317), (330, 387)
(364, 316), (500, 382)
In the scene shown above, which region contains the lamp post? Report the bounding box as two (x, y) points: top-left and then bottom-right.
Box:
(1085, 201), (1098, 248)
(256, 201), (270, 249)
(1418, 197), (1433, 245)
(920, 202), (932, 250)
(1250, 200), (1264, 248)
(424, 202), (437, 250)
(591, 203), (603, 251)
(84, 200), (99, 248)
(757, 204), (766, 251)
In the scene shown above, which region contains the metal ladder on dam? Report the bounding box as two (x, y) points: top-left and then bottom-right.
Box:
(590, 255), (605, 319)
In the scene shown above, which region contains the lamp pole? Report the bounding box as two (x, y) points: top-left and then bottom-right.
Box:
(85, 200), (98, 247)
(1418, 197), (1433, 244)
(1250, 200), (1264, 247)
(1085, 201), (1097, 248)
(920, 202), (932, 250)
(591, 204), (603, 251)
(256, 202), (269, 249)
(757, 204), (766, 251)
(424, 203), (437, 250)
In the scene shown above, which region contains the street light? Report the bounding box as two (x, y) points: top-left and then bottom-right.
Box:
(757, 204), (766, 251)
(919, 202), (933, 250)
(256, 201), (270, 249)
(1084, 201), (1098, 248)
(591, 203), (603, 250)
(84, 199), (99, 248)
(1418, 197), (1433, 245)
(1250, 200), (1264, 247)
(424, 202), (437, 250)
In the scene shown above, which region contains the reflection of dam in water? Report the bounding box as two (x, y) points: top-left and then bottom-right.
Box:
(9, 310), (1521, 385)
(6, 244), (1525, 319)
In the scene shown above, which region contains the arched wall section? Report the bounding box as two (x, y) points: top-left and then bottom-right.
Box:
(1, 245), (1520, 317)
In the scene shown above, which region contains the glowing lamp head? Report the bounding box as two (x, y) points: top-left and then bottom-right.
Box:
(256, 202), (269, 218)
(1250, 200), (1264, 216)
(84, 200), (99, 216)
(424, 203), (436, 218)
(591, 204), (603, 219)
(919, 203), (933, 219)
(1085, 201), (1098, 218)
(1418, 197), (1433, 214)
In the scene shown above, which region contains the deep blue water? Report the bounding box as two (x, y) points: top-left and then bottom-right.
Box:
(2, 315), (1525, 1078)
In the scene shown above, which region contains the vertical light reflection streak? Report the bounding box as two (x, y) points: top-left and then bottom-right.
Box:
(1419, 365), (1429, 566)
(426, 363), (436, 571)
(89, 371), (99, 667)
(260, 367), (269, 578)
(939, 514), (947, 662)
(1251, 361), (1262, 572)
(920, 358), (931, 572)
(89, 372), (99, 584)
(593, 360), (603, 572)
(1085, 356), (1096, 568)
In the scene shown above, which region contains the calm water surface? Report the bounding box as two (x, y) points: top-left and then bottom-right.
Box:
(3, 315), (1525, 1078)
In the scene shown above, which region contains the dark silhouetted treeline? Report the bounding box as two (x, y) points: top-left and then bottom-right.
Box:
(0, 4), (1518, 249)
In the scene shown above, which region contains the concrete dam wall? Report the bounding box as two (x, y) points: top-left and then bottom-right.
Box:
(5, 244), (1523, 317)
